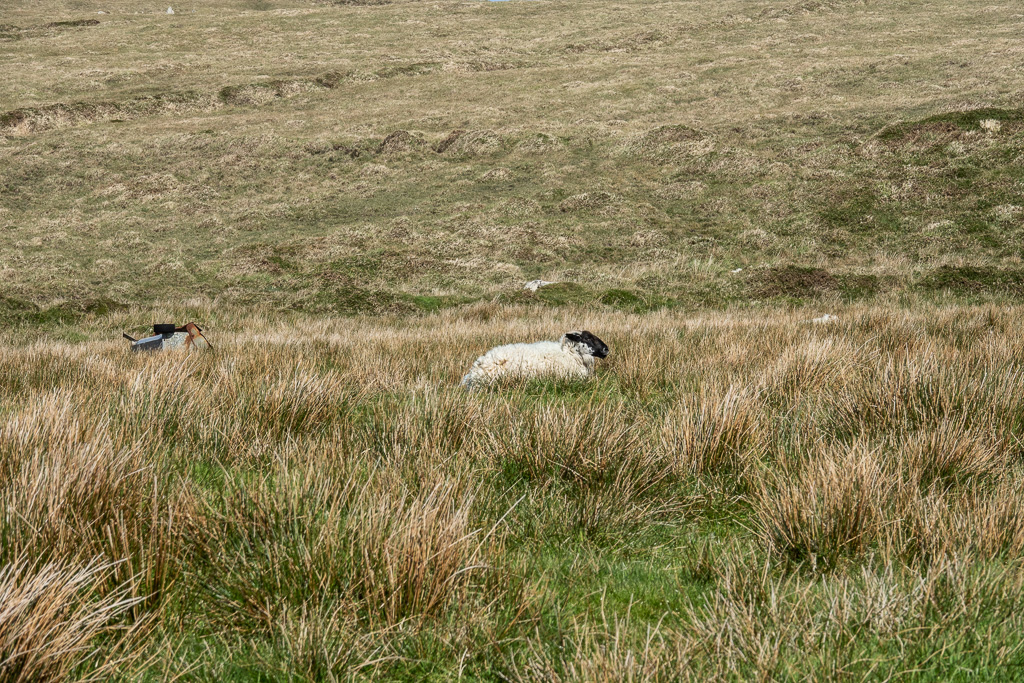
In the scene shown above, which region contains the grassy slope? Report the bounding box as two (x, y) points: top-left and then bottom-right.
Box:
(2, 0), (1024, 321)
(3, 0), (1024, 680)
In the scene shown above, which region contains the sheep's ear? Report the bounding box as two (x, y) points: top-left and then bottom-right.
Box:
(565, 331), (583, 342)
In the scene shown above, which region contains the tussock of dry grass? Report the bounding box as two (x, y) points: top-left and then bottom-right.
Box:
(683, 554), (1024, 681)
(0, 559), (146, 682)
(754, 441), (890, 569)
(661, 385), (765, 479)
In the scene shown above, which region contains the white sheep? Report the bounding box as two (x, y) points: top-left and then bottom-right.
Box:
(460, 330), (610, 388)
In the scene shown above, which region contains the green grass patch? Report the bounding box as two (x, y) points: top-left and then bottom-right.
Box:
(917, 265), (1024, 296)
(879, 106), (1024, 141)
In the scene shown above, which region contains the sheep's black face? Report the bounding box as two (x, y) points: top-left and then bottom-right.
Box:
(566, 331), (610, 358)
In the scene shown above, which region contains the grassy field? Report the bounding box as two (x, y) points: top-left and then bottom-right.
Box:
(3, 0), (1024, 317)
(3, 0), (1024, 680)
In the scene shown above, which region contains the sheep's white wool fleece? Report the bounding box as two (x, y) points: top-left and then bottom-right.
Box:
(461, 338), (595, 388)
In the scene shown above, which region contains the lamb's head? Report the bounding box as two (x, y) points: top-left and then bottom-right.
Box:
(562, 331), (610, 359)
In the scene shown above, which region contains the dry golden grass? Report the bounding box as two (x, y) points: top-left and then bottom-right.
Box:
(0, 559), (146, 682)
(0, 303), (1023, 678)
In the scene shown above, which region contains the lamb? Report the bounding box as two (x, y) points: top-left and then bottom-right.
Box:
(461, 330), (610, 389)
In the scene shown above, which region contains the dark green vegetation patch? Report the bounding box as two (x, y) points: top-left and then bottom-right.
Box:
(751, 266), (837, 299)
(0, 296), (126, 327)
(45, 19), (100, 28)
(878, 106), (1024, 142)
(917, 266), (1024, 296)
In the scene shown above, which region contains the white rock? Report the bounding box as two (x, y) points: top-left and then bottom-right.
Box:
(166, 6), (174, 13)
(731, 268), (743, 273)
(523, 280), (556, 292)
(810, 314), (837, 324)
